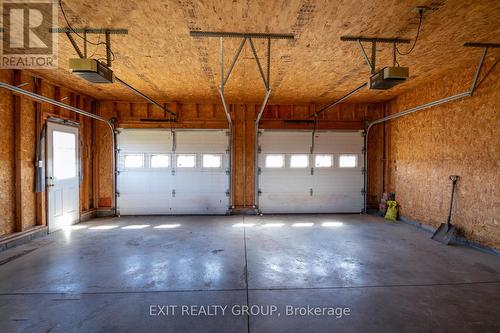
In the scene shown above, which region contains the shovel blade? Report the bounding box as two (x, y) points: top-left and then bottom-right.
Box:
(431, 223), (457, 245)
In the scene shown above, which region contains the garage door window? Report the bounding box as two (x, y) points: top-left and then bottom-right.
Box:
(151, 154), (170, 168)
(290, 154), (309, 168)
(339, 154), (358, 168)
(124, 154), (144, 168)
(177, 154), (196, 168)
(265, 154), (285, 168)
(314, 154), (333, 168)
(202, 154), (222, 168)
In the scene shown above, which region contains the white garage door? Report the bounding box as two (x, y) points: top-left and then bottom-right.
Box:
(117, 129), (229, 215)
(258, 130), (364, 213)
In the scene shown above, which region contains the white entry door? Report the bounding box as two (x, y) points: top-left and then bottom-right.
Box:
(47, 122), (80, 232)
(258, 130), (364, 213)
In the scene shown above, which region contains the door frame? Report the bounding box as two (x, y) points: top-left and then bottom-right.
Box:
(46, 119), (80, 232)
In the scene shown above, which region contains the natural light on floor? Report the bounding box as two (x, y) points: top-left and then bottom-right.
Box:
(322, 222), (343, 227)
(153, 224), (181, 229)
(232, 223), (255, 227)
(292, 222), (314, 227)
(122, 225), (150, 229)
(262, 223), (285, 227)
(64, 225), (88, 230)
(89, 225), (119, 230)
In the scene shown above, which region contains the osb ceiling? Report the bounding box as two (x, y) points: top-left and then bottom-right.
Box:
(30, 0), (500, 104)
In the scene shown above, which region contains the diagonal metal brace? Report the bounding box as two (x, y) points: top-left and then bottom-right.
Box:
(248, 38), (269, 89)
(65, 32), (84, 59)
(223, 38), (247, 86)
(343, 36), (411, 73)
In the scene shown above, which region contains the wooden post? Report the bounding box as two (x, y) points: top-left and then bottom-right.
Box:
(13, 70), (23, 232)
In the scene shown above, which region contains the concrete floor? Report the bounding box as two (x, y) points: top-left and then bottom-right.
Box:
(0, 214), (499, 332)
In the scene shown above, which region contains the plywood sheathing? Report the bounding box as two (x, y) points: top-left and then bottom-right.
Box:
(95, 102), (116, 208)
(381, 56), (500, 249)
(0, 71), (15, 236)
(20, 74), (37, 231)
(29, 0), (500, 104)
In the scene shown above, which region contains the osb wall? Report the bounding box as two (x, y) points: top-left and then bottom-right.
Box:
(95, 101), (383, 210)
(0, 71), (15, 235)
(380, 57), (499, 249)
(0, 69), (97, 237)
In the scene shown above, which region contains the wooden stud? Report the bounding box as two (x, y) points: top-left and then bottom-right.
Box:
(13, 70), (23, 232)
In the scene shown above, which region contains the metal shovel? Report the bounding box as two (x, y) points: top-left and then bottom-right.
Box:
(431, 175), (459, 245)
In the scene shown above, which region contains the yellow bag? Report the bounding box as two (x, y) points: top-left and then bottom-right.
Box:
(384, 201), (398, 221)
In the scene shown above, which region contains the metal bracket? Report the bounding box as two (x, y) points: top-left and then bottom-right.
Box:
(310, 82), (367, 118)
(191, 31), (294, 210)
(191, 31), (293, 124)
(53, 27), (128, 65)
(463, 42), (500, 95)
(190, 31), (294, 39)
(65, 31), (84, 58)
(341, 36), (411, 73)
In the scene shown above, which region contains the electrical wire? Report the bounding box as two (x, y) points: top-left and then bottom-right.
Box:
(59, 0), (115, 61)
(88, 32), (102, 58)
(396, 9), (424, 56)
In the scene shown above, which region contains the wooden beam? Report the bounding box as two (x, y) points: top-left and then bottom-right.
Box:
(33, 76), (45, 226)
(92, 101), (99, 210)
(13, 70), (23, 232)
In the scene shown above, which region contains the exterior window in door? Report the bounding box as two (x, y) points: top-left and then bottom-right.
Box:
(53, 131), (76, 179)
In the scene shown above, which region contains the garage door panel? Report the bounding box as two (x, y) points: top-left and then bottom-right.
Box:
(174, 172), (227, 193)
(118, 129), (173, 152)
(259, 194), (316, 213)
(119, 194), (172, 215)
(258, 130), (364, 214)
(260, 131), (311, 153)
(314, 131), (364, 152)
(119, 171), (173, 193)
(176, 131), (228, 153)
(260, 175), (310, 192)
(117, 129), (229, 215)
(171, 194), (227, 214)
(313, 174), (362, 189)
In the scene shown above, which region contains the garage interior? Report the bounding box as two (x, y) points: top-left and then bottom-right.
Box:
(0, 0), (499, 332)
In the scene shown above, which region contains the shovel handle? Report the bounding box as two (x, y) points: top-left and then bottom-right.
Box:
(447, 175), (459, 226)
